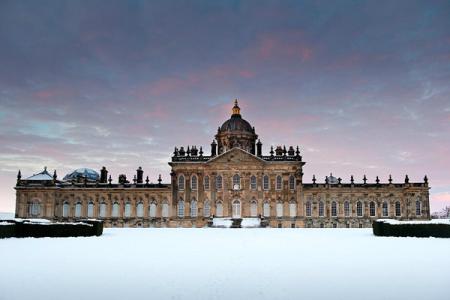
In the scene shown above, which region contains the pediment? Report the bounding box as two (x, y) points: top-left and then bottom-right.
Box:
(206, 148), (266, 166)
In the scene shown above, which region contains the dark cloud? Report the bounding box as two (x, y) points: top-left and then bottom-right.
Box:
(0, 0), (449, 211)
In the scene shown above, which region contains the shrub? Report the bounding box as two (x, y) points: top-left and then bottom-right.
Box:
(373, 220), (450, 238)
(0, 219), (103, 238)
(0, 222), (16, 238)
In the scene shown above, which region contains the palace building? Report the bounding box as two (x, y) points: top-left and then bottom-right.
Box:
(14, 100), (431, 228)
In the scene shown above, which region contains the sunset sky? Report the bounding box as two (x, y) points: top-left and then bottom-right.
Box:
(0, 0), (449, 212)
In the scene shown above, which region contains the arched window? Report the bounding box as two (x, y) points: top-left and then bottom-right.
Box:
(136, 202), (144, 218)
(87, 201), (94, 218)
(232, 200), (241, 218)
(250, 199), (257, 217)
(356, 201), (363, 217)
(216, 201), (223, 217)
(149, 201), (157, 218)
(289, 175), (295, 190)
(331, 201), (337, 217)
(263, 175), (269, 190)
(319, 201), (324, 217)
(161, 200), (169, 218)
(75, 202), (82, 218)
(276, 201), (283, 218)
(178, 175), (185, 190)
(112, 202), (120, 218)
(29, 201), (41, 217)
(344, 201), (350, 217)
(63, 201), (70, 218)
(395, 201), (401, 217)
(263, 201), (270, 217)
(369, 201), (376, 217)
(204, 176), (210, 190)
(232, 174), (240, 190)
(191, 175), (198, 190)
(216, 175), (222, 190)
(99, 202), (106, 218)
(250, 175), (257, 190)
(190, 199), (197, 217)
(178, 199), (185, 218)
(416, 199), (422, 216)
(306, 201), (312, 217)
(382, 201), (388, 217)
(204, 200), (210, 217)
(289, 200), (296, 218)
(124, 202), (131, 218)
(276, 175), (282, 190)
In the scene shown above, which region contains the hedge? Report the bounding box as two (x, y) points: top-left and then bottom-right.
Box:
(0, 219), (103, 238)
(373, 220), (450, 238)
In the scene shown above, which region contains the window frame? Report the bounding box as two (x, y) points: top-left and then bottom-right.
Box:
(177, 199), (185, 218)
(74, 201), (82, 218)
(306, 201), (312, 217)
(415, 199), (422, 216)
(319, 201), (325, 217)
(250, 175), (257, 190)
(263, 201), (270, 217)
(289, 201), (296, 218)
(289, 175), (295, 190)
(356, 201), (363, 217)
(232, 174), (241, 190)
(263, 175), (270, 190)
(276, 201), (283, 218)
(191, 175), (198, 190)
(204, 200), (210, 217)
(178, 175), (185, 191)
(250, 199), (257, 217)
(395, 201), (401, 217)
(276, 175), (282, 191)
(369, 201), (376, 217)
(87, 201), (94, 218)
(204, 176), (210, 190)
(382, 201), (389, 217)
(331, 201), (338, 217)
(216, 175), (223, 190)
(344, 201), (350, 217)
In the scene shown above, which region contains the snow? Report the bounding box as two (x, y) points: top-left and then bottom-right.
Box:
(25, 173), (53, 180)
(212, 217), (233, 227)
(240, 217), (261, 227)
(1, 228), (449, 300)
(377, 218), (450, 225)
(212, 217), (261, 228)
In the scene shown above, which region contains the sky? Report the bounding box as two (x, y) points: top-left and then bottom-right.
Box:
(0, 0), (449, 213)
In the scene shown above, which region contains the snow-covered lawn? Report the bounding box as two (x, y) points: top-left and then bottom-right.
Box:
(1, 228), (449, 300)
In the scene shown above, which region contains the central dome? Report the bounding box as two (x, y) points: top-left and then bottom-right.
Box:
(215, 100), (258, 155)
(219, 100), (254, 133)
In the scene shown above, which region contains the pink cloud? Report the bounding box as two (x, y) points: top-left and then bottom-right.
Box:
(253, 34), (313, 62)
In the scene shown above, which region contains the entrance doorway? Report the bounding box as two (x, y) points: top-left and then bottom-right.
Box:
(232, 200), (241, 218)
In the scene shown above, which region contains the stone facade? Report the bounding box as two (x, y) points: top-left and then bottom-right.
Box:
(14, 101), (430, 227)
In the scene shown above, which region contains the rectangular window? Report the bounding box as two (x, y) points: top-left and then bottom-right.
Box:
(216, 176), (222, 190)
(250, 176), (257, 190)
(319, 202), (324, 217)
(344, 202), (350, 217)
(204, 176), (210, 190)
(306, 202), (312, 217)
(415, 201), (421, 216)
(263, 175), (269, 190)
(395, 202), (401, 217)
(289, 175), (295, 190)
(276, 176), (282, 190)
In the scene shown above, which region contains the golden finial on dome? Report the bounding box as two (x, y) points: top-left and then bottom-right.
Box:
(232, 99), (240, 115)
